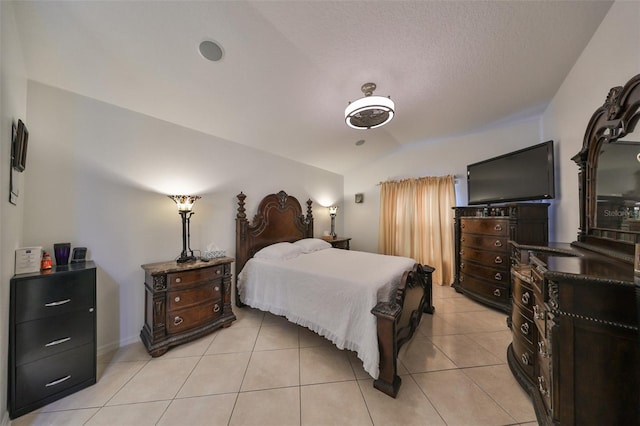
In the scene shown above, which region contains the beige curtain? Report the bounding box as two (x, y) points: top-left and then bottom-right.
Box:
(378, 175), (455, 286)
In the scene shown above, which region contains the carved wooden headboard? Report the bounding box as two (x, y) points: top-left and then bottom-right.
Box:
(235, 190), (314, 303)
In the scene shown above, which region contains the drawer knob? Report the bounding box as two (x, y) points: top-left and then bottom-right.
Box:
(521, 292), (530, 305)
(520, 322), (530, 335)
(213, 304), (221, 313)
(45, 375), (71, 388)
(494, 273), (502, 281)
(461, 223), (465, 229)
(494, 224), (503, 231)
(175, 277), (182, 283)
(460, 249), (465, 256)
(494, 240), (502, 247)
(174, 296), (181, 302)
(521, 353), (530, 365)
(459, 275), (464, 282)
(174, 316), (184, 326)
(494, 256), (503, 264)
(493, 289), (501, 297)
(215, 269), (221, 275)
(460, 262), (465, 269)
(45, 299), (71, 307)
(461, 237), (465, 242)
(214, 286), (220, 292)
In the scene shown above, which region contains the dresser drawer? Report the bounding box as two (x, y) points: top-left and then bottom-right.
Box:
(511, 331), (534, 378)
(168, 284), (222, 311)
(460, 246), (509, 271)
(460, 234), (509, 251)
(16, 309), (95, 366)
(166, 300), (223, 334)
(460, 218), (509, 236)
(512, 309), (535, 346)
(512, 269), (534, 313)
(14, 343), (95, 410)
(168, 265), (225, 289)
(461, 261), (508, 285)
(459, 272), (509, 303)
(14, 270), (96, 323)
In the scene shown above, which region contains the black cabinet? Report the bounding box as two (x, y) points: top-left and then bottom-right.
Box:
(8, 262), (97, 419)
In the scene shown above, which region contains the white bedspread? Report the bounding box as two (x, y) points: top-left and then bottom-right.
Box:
(237, 248), (416, 379)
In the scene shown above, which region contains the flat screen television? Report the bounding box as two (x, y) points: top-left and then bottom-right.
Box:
(467, 140), (555, 205)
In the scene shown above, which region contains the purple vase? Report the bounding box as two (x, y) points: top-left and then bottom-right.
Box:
(53, 243), (71, 266)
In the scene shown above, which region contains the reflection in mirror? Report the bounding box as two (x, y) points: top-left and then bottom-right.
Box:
(595, 140), (640, 230)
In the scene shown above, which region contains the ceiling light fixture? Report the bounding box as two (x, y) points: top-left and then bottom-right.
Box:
(345, 82), (395, 130)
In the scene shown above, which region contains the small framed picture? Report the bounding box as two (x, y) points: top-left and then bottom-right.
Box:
(355, 193), (364, 203)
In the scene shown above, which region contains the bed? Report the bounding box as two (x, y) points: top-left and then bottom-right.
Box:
(235, 190), (434, 397)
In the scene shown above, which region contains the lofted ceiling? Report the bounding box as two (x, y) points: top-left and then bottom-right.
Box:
(12, 1), (613, 175)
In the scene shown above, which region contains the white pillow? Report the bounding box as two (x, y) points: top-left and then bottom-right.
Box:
(254, 242), (303, 260)
(294, 238), (331, 253)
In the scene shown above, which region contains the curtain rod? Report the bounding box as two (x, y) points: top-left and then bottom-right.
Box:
(377, 174), (460, 185)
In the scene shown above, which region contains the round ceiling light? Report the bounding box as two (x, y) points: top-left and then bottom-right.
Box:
(199, 40), (223, 62)
(345, 83), (394, 130)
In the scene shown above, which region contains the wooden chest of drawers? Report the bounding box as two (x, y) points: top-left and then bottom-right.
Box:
(140, 258), (235, 356)
(453, 204), (549, 312)
(8, 262), (97, 419)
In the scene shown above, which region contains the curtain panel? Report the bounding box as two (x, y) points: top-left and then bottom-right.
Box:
(378, 175), (455, 286)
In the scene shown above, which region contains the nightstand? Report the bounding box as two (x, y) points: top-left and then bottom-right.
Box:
(140, 257), (236, 357)
(323, 236), (351, 250)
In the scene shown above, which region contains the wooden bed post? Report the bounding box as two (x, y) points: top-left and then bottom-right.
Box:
(235, 192), (248, 307)
(372, 303), (402, 397)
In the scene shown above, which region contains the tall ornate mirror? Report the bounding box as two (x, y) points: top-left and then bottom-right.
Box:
(572, 73), (640, 261)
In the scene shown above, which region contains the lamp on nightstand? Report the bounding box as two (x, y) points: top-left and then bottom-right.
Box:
(168, 195), (201, 263)
(329, 206), (338, 238)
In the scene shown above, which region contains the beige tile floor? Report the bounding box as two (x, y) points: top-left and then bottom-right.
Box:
(11, 285), (537, 426)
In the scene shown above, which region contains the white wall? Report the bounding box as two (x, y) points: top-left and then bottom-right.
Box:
(541, 0), (640, 243)
(22, 81), (343, 354)
(0, 2), (27, 425)
(344, 117), (544, 256)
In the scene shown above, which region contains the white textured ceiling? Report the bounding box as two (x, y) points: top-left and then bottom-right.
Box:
(13, 1), (613, 174)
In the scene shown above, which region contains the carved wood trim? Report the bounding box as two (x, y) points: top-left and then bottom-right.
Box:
(572, 73), (640, 253)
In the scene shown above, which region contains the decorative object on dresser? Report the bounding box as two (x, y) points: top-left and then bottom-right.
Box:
(453, 204), (549, 313)
(168, 194), (201, 263)
(323, 236), (351, 250)
(140, 257), (235, 357)
(8, 262), (97, 419)
(235, 190), (434, 398)
(508, 73), (640, 425)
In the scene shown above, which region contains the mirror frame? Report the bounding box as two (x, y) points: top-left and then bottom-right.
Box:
(572, 73), (640, 262)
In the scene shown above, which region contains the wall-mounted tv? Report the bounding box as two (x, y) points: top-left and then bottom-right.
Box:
(467, 140), (555, 205)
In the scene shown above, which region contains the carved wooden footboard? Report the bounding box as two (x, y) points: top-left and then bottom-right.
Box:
(235, 190), (434, 398)
(372, 263), (434, 397)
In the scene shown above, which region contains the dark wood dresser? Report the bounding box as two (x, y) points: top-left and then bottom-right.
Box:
(8, 262), (97, 419)
(507, 73), (640, 425)
(140, 258), (235, 356)
(453, 204), (549, 312)
(509, 243), (639, 425)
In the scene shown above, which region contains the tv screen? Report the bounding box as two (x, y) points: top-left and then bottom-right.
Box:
(467, 140), (555, 205)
